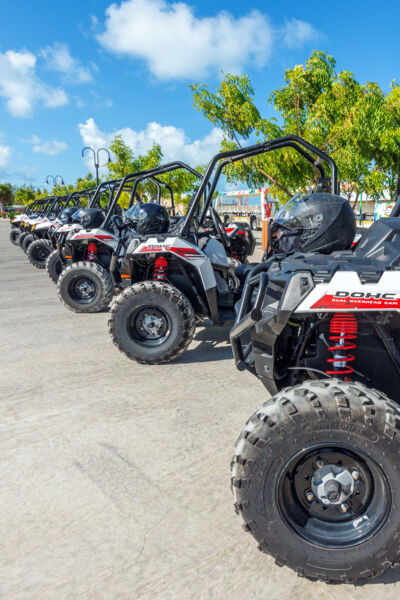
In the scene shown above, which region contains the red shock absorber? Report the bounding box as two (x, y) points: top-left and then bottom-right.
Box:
(153, 256), (168, 281)
(87, 242), (97, 261)
(326, 313), (358, 376)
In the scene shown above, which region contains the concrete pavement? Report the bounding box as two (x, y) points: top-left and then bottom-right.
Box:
(1, 220), (400, 599)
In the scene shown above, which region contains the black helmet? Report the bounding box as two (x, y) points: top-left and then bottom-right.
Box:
(80, 208), (104, 230)
(268, 193), (356, 255)
(70, 207), (86, 223)
(60, 206), (80, 223)
(125, 202), (169, 235)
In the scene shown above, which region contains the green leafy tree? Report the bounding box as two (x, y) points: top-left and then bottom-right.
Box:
(191, 52), (400, 203)
(106, 137), (163, 206)
(0, 182), (13, 207)
(13, 185), (35, 206)
(75, 172), (97, 191)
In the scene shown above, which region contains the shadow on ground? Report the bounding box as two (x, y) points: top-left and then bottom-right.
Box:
(179, 324), (233, 364)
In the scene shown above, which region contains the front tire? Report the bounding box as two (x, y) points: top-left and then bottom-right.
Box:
(27, 239), (53, 269)
(46, 249), (65, 283)
(232, 379), (400, 583)
(21, 233), (34, 254)
(57, 261), (114, 313)
(9, 228), (21, 246)
(108, 281), (196, 364)
(18, 231), (28, 250)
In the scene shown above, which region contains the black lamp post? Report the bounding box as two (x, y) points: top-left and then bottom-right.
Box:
(81, 147), (111, 185)
(46, 175), (64, 187)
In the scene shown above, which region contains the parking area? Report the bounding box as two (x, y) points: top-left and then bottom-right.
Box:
(1, 219), (400, 600)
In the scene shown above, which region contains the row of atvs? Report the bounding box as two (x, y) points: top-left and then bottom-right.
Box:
(10, 160), (256, 364)
(9, 137), (400, 584)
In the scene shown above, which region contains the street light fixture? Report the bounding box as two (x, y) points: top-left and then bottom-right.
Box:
(81, 147), (112, 185)
(46, 175), (65, 187)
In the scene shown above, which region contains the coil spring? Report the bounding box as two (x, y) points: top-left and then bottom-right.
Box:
(87, 242), (97, 261)
(153, 256), (168, 281)
(326, 313), (358, 376)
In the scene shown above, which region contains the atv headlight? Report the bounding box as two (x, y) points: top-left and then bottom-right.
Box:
(31, 225), (36, 230)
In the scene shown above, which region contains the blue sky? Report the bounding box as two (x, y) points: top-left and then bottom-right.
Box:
(0, 0), (399, 188)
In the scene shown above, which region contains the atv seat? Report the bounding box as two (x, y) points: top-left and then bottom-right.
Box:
(355, 218), (400, 266)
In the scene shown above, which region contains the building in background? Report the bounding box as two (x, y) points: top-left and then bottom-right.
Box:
(215, 188), (279, 230)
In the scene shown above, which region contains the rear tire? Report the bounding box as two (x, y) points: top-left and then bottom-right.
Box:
(9, 228), (21, 246)
(57, 261), (114, 313)
(108, 281), (196, 364)
(46, 249), (65, 283)
(22, 233), (34, 254)
(27, 239), (53, 269)
(232, 379), (400, 583)
(250, 216), (257, 230)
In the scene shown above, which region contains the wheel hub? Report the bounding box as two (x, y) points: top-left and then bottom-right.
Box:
(77, 280), (95, 298)
(142, 314), (164, 335)
(311, 464), (355, 506)
(129, 306), (171, 346)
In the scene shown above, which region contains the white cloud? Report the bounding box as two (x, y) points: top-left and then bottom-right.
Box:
(40, 43), (93, 84)
(283, 19), (319, 49)
(0, 50), (68, 117)
(0, 144), (11, 168)
(78, 117), (223, 171)
(97, 0), (318, 80)
(22, 134), (67, 155)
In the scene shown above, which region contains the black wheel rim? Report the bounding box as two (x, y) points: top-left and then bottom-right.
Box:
(35, 246), (50, 261)
(276, 444), (390, 548)
(127, 305), (171, 347)
(68, 276), (97, 303)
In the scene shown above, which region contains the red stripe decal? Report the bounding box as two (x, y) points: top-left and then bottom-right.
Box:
(139, 245), (201, 257)
(74, 234), (114, 241)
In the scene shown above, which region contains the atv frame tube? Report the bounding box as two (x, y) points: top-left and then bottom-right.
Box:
(181, 135), (338, 238)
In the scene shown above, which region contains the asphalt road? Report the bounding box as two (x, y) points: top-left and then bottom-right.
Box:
(1, 220), (400, 600)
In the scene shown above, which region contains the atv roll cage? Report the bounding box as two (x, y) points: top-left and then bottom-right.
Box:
(127, 176), (175, 211)
(25, 198), (46, 215)
(63, 187), (97, 210)
(102, 162), (204, 229)
(33, 197), (57, 217)
(180, 135), (338, 238)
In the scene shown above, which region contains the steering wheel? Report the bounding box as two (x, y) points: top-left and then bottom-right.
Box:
(209, 207), (230, 250)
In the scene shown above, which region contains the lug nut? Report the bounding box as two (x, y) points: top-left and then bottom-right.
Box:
(339, 503), (348, 513)
(306, 491), (314, 502)
(352, 470), (360, 481)
(316, 459), (324, 469)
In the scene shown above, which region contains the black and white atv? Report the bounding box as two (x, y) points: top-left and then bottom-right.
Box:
(228, 136), (400, 583)
(108, 136), (332, 364)
(13, 197), (55, 251)
(57, 162), (219, 314)
(43, 188), (97, 282)
(9, 197), (52, 246)
(26, 194), (85, 268)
